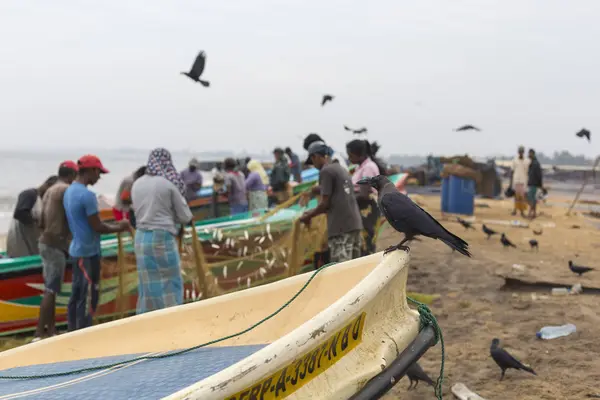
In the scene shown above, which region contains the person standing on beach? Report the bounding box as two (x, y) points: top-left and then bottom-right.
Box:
(180, 158), (203, 201)
(131, 148), (193, 314)
(271, 148), (291, 204)
(285, 147), (303, 183)
(33, 161), (78, 340)
(223, 157), (249, 214)
(527, 148), (543, 219)
(300, 142), (363, 263)
(6, 175), (58, 258)
(510, 146), (530, 217)
(245, 159), (269, 210)
(112, 166), (146, 223)
(63, 155), (131, 331)
(346, 139), (381, 256)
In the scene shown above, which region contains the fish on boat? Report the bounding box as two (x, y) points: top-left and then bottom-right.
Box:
(0, 250), (436, 399)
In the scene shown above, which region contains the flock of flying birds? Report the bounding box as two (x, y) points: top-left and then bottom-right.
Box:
(180, 51), (594, 143)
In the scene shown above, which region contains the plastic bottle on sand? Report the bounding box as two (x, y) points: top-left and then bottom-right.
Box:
(536, 324), (577, 340)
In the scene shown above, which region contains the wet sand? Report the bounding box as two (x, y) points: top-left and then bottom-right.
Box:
(382, 194), (600, 399)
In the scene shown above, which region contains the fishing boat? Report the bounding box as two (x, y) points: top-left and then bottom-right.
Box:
(0, 173), (407, 337)
(0, 250), (438, 399)
(98, 168), (321, 222)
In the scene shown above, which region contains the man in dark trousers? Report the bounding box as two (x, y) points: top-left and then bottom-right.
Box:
(63, 155), (131, 331)
(33, 161), (78, 341)
(527, 148), (543, 219)
(299, 142), (363, 262)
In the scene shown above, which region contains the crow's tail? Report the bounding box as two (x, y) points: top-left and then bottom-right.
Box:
(520, 364), (536, 375)
(199, 80), (210, 87)
(440, 231), (472, 257)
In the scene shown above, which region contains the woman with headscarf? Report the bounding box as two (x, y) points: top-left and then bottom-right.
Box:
(245, 159), (269, 210)
(346, 139), (382, 256)
(131, 148), (192, 314)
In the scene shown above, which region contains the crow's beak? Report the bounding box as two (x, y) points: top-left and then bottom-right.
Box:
(356, 177), (371, 185)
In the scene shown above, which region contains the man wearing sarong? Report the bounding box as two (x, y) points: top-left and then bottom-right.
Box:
(346, 139), (382, 256)
(64, 155), (131, 331)
(527, 148), (543, 219)
(510, 146), (530, 217)
(132, 148), (193, 314)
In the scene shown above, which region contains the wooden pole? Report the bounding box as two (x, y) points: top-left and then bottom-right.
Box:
(286, 219), (302, 278)
(189, 221), (213, 298)
(566, 156), (600, 216)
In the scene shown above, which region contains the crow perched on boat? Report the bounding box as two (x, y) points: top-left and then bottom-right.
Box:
(457, 217), (475, 230)
(568, 260), (594, 276)
(181, 51), (210, 87)
(405, 362), (435, 390)
(321, 94), (334, 106)
(529, 239), (539, 251)
(532, 229), (543, 236)
(455, 124), (481, 132)
(575, 128), (591, 142)
(482, 224), (498, 239)
(500, 233), (516, 249)
(490, 338), (536, 381)
(357, 175), (471, 257)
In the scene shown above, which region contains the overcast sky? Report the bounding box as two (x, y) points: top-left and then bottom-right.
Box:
(1, 0), (599, 157)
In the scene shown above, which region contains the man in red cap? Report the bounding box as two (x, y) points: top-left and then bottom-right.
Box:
(33, 161), (79, 341)
(63, 155), (131, 331)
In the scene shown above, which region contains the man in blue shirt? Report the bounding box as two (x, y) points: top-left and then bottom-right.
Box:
(63, 155), (131, 331)
(285, 147), (303, 183)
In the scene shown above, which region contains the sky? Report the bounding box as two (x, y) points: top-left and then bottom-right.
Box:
(1, 0), (600, 158)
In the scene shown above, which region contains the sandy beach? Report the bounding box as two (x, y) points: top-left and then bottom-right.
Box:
(380, 194), (600, 399)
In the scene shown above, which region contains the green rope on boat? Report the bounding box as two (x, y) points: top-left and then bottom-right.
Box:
(0, 262), (338, 380)
(407, 296), (445, 400)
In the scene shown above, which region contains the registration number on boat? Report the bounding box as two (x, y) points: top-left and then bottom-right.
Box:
(225, 312), (366, 400)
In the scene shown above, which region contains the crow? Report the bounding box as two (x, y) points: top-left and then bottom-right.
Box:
(500, 233), (516, 249)
(455, 124), (481, 132)
(457, 217), (475, 230)
(181, 51), (210, 87)
(406, 362), (435, 390)
(357, 175), (471, 256)
(490, 338), (536, 381)
(532, 229), (543, 236)
(568, 260), (594, 276)
(576, 128), (591, 142)
(529, 239), (539, 251)
(343, 125), (368, 135)
(482, 224), (498, 239)
(321, 94), (334, 106)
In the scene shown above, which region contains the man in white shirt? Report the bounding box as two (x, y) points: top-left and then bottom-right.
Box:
(510, 146), (530, 217)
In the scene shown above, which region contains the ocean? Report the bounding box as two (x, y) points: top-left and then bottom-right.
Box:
(0, 149), (222, 234)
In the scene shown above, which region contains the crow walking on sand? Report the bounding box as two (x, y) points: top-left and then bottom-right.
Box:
(532, 229), (543, 236)
(405, 362), (435, 390)
(454, 124), (481, 132)
(529, 239), (539, 251)
(457, 217), (475, 230)
(482, 224), (498, 239)
(575, 128), (591, 142)
(500, 233), (516, 249)
(181, 51), (210, 87)
(321, 94), (334, 106)
(568, 260), (594, 276)
(490, 338), (536, 381)
(357, 175), (471, 257)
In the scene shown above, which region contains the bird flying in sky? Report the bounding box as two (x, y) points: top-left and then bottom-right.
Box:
(321, 94), (334, 106)
(454, 125), (481, 132)
(181, 51), (210, 87)
(575, 128), (591, 142)
(344, 125), (368, 135)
